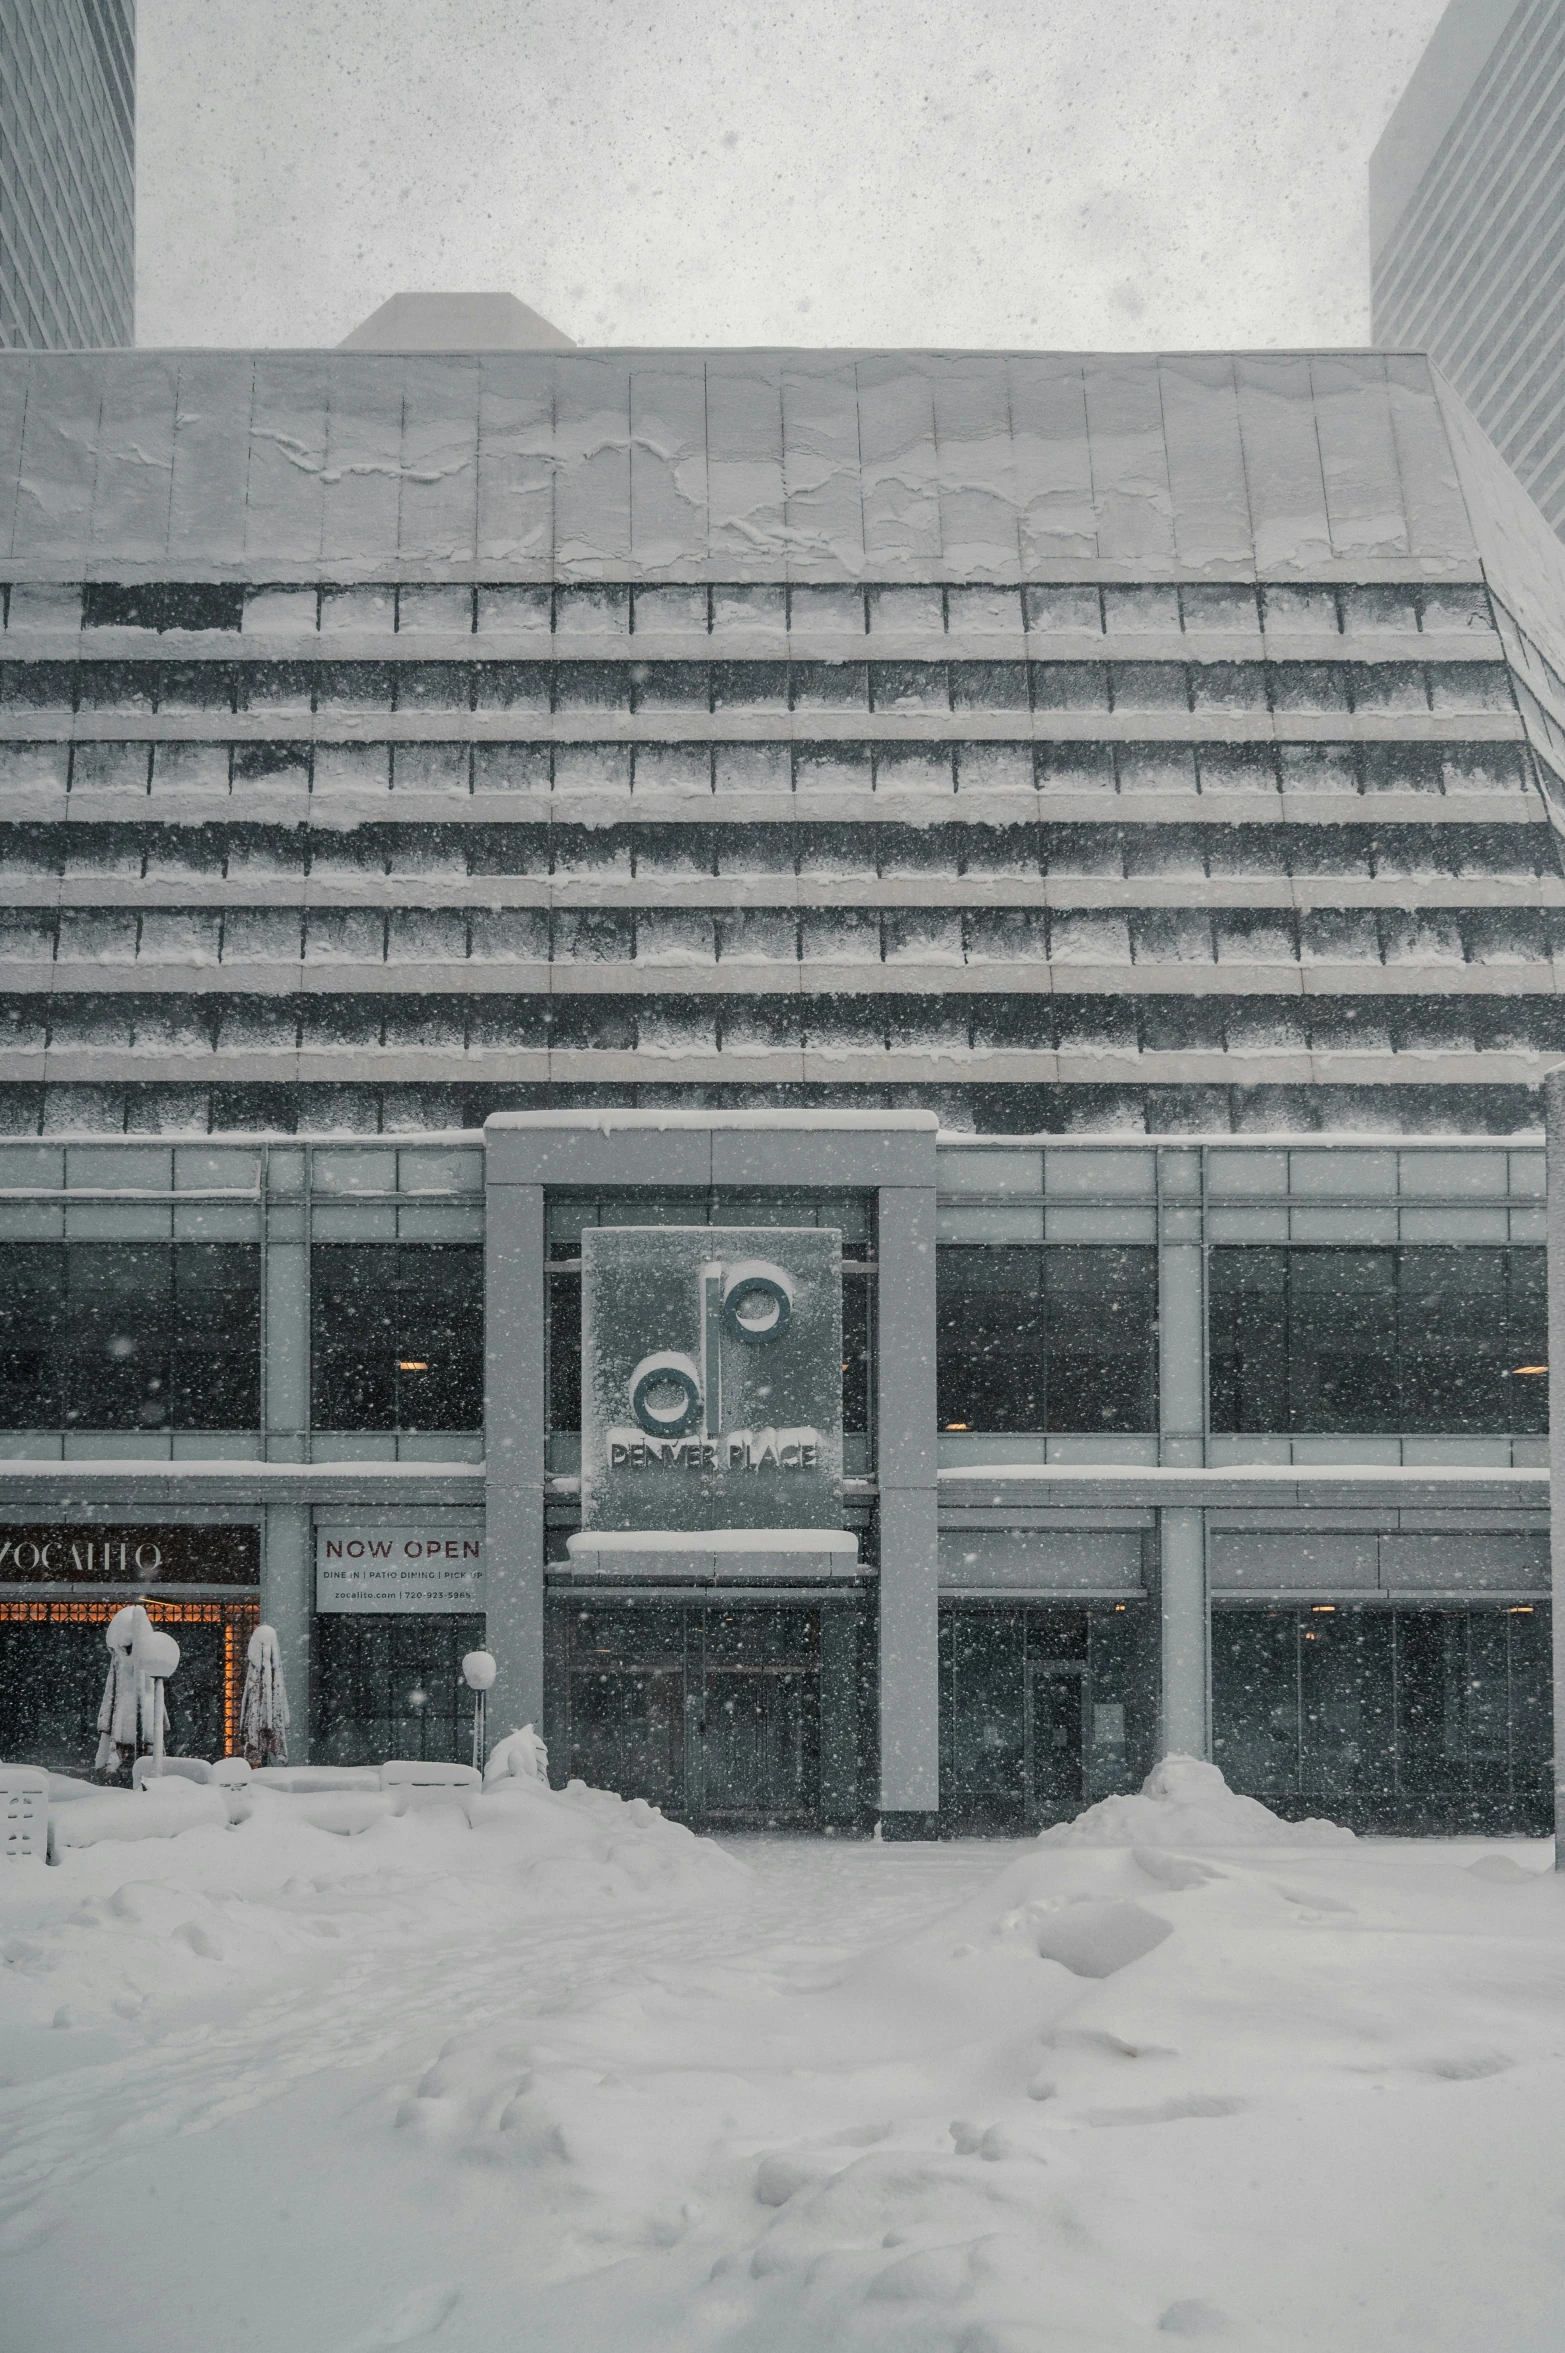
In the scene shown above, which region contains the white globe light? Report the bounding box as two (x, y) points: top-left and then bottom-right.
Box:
(461, 1649), (497, 1692)
(135, 1626), (181, 1679)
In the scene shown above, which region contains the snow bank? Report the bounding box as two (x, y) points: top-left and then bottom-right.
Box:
(1038, 1753), (1353, 1850)
(49, 1780), (229, 1852)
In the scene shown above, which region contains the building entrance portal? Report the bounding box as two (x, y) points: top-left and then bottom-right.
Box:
(553, 1601), (824, 1828)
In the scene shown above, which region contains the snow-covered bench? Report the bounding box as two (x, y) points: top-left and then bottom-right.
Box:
(39, 1756), (485, 1852)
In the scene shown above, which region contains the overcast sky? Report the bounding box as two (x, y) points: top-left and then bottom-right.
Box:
(137, 0), (1449, 352)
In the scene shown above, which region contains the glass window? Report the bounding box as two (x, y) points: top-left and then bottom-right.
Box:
(630, 662), (709, 711)
(950, 661), (1029, 710)
(314, 1612), (485, 1765)
(1214, 1604), (1551, 1832)
(1181, 585), (1258, 632)
(396, 663), (472, 711)
(937, 1245), (1157, 1432)
(1269, 663), (1349, 711)
(315, 662), (395, 712)
(158, 663), (235, 713)
(843, 1272), (871, 1436)
(473, 663), (550, 713)
(83, 582), (243, 632)
(1299, 1609), (1394, 1802)
(1109, 662), (1188, 710)
(1103, 585), (1180, 633)
(0, 1247), (65, 1425)
(869, 662), (948, 712)
(554, 662), (631, 712)
(311, 1244), (483, 1430)
(548, 1269), (581, 1431)
(941, 1608), (1025, 1811)
(790, 662), (869, 711)
(1030, 662), (1109, 711)
(711, 661), (787, 711)
(1189, 662), (1267, 713)
(0, 1243), (259, 1430)
(1024, 585), (1101, 633)
(1209, 1246), (1546, 1434)
(171, 1244), (263, 1427)
(1211, 1611), (1297, 1794)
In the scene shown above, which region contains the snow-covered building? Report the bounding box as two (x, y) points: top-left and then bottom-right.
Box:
(0, 334), (1559, 1834)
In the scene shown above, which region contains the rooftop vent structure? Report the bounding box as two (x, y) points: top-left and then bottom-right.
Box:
(338, 291), (575, 351)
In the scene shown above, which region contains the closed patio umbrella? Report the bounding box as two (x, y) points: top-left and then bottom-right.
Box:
(94, 1605), (168, 1776)
(239, 1624), (290, 1767)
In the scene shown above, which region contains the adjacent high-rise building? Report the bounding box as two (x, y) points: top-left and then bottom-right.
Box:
(1372, 0), (1565, 533)
(0, 0), (135, 352)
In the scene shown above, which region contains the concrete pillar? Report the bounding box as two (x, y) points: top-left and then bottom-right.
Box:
(1159, 1506), (1209, 1759)
(1546, 1070), (1565, 1866)
(260, 1162), (312, 1757)
(877, 1181), (939, 1824)
(485, 1164), (546, 1741)
(261, 1502), (311, 1761)
(263, 1216), (309, 1461)
(1157, 1148), (1205, 1470)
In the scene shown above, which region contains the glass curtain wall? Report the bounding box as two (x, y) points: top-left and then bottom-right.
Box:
(936, 1246), (1158, 1432)
(0, 1243), (260, 1430)
(1212, 1603), (1551, 1832)
(1209, 1247), (1546, 1434)
(310, 1244), (484, 1430)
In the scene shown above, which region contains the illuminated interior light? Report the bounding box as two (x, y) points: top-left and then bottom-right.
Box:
(944, 1423), (969, 1431)
(1510, 1365), (1548, 1375)
(1509, 1605), (1535, 1615)
(398, 1360), (429, 1372)
(1312, 1604), (1336, 1613)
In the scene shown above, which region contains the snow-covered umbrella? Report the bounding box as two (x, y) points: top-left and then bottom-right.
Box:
(238, 1623), (290, 1767)
(94, 1604), (169, 1776)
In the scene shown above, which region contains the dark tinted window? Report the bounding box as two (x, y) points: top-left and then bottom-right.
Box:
(0, 1248), (65, 1425)
(314, 1612), (485, 1765)
(1209, 1246), (1546, 1434)
(842, 1273), (871, 1436)
(937, 1245), (1157, 1432)
(1212, 1604), (1551, 1834)
(548, 1270), (581, 1431)
(0, 1243), (259, 1430)
(83, 582), (244, 631)
(311, 1245), (483, 1430)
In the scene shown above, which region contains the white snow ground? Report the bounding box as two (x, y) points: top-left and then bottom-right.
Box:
(2, 1762), (1564, 2352)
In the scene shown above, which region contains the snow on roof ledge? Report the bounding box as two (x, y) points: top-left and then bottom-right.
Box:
(566, 1529), (859, 1554)
(484, 1110), (939, 1133)
(932, 1129), (1546, 1148)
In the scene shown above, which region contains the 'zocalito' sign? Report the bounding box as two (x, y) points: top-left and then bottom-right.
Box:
(0, 1524), (258, 1585)
(315, 1526), (485, 1615)
(580, 1225), (842, 1535)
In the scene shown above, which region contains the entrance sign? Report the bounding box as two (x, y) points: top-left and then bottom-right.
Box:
(315, 1526), (485, 1614)
(581, 1226), (843, 1535)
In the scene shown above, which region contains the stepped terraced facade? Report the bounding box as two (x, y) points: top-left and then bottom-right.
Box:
(2, 348), (1565, 1137)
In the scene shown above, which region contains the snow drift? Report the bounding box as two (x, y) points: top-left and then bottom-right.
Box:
(1039, 1752), (1354, 1850)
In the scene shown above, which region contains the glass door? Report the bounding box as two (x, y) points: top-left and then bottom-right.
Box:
(1030, 1662), (1087, 1819)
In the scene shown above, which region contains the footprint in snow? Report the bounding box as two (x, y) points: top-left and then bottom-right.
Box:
(341, 2286), (460, 2348)
(1159, 2297), (1232, 2336)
